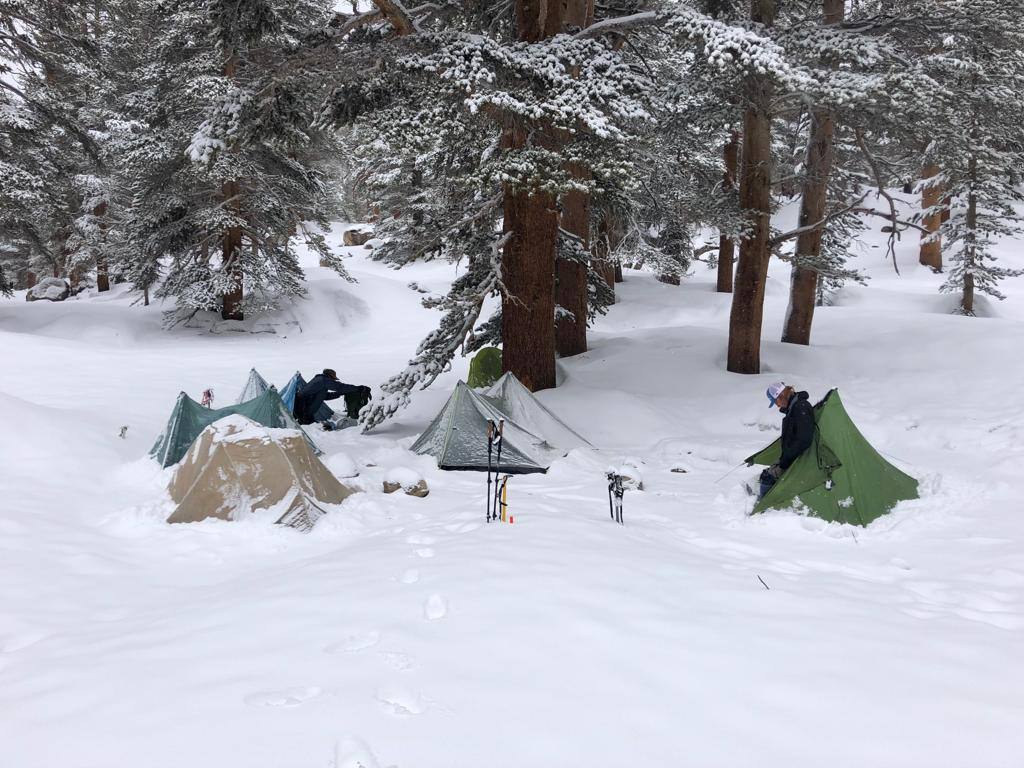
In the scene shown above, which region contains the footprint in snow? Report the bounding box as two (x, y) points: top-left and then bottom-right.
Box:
(375, 686), (427, 716)
(335, 737), (382, 768)
(400, 568), (420, 584)
(424, 594), (448, 621)
(445, 521), (481, 534)
(244, 686), (322, 708)
(415, 547), (436, 558)
(325, 630), (381, 654)
(406, 534), (435, 545)
(380, 651), (418, 672)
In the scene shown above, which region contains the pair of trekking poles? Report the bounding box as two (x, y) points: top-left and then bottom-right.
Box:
(606, 471), (625, 525)
(486, 419), (511, 524)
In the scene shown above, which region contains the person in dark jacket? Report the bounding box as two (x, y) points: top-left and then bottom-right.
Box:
(759, 381), (816, 498)
(293, 369), (368, 426)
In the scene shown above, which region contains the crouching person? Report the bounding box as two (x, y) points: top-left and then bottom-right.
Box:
(759, 381), (815, 499)
(294, 369), (370, 427)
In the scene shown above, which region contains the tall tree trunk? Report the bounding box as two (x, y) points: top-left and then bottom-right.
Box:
(502, 126), (559, 390)
(95, 201), (110, 292)
(593, 208), (620, 289)
(500, 0), (568, 390)
(220, 53), (243, 320)
(782, 0), (843, 346)
(717, 130), (740, 293)
(614, 263), (623, 283)
(556, 167), (589, 356)
(221, 178), (244, 321)
(553, 0), (592, 358)
(919, 163), (943, 271)
(727, 0), (776, 374)
(962, 115), (979, 315)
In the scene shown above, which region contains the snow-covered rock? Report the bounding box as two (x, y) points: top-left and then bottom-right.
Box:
(25, 277), (70, 302)
(382, 466), (428, 497)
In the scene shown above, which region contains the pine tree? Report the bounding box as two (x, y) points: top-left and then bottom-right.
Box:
(111, 0), (345, 323)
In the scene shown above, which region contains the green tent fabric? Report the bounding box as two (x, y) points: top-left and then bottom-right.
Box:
(150, 387), (320, 468)
(467, 347), (502, 389)
(746, 389), (918, 525)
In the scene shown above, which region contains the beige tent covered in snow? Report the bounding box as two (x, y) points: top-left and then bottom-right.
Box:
(167, 415), (358, 532)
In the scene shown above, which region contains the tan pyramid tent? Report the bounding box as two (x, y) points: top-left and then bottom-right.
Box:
(167, 415), (358, 532)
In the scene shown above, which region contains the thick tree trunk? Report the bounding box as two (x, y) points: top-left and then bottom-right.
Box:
(782, 0), (842, 346)
(726, 0), (776, 374)
(717, 130), (741, 293)
(502, 132), (559, 390)
(554, 0), (592, 358)
(556, 168), (589, 357)
(919, 163), (943, 271)
(498, 0), (570, 390)
(95, 201), (110, 292)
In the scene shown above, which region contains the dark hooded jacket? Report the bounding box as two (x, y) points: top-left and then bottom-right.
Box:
(294, 374), (363, 425)
(779, 391), (816, 470)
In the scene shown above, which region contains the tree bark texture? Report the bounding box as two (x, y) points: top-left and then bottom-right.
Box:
(726, 0), (776, 374)
(499, 0), (576, 390)
(502, 133), (559, 391)
(919, 163), (943, 271)
(553, 0), (593, 357)
(555, 166), (589, 357)
(781, 0), (843, 346)
(717, 130), (740, 293)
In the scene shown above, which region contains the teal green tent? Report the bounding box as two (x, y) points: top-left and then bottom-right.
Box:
(467, 347), (502, 389)
(746, 389), (918, 526)
(150, 387), (319, 468)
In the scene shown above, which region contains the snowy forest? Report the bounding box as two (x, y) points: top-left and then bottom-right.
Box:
(3, 2), (1024, 766)
(4, 0), (1022, 413)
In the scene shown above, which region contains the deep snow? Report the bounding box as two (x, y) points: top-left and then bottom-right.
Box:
(1, 212), (1023, 768)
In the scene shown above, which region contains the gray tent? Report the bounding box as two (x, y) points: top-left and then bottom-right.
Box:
(484, 373), (591, 452)
(410, 374), (590, 473)
(236, 368), (271, 404)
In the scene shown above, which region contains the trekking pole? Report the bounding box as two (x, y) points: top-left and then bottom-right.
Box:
(714, 460), (748, 484)
(492, 420), (505, 522)
(614, 475), (625, 525)
(486, 420), (494, 523)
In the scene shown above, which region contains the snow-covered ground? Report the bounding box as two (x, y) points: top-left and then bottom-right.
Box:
(2, 215), (1023, 768)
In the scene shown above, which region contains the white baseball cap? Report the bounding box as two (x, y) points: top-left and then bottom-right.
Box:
(766, 381), (787, 408)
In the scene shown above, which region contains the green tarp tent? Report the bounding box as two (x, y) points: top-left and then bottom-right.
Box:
(467, 347), (502, 389)
(150, 387), (320, 468)
(746, 389), (918, 526)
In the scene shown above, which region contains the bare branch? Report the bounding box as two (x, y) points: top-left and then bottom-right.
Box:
(854, 127), (903, 274)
